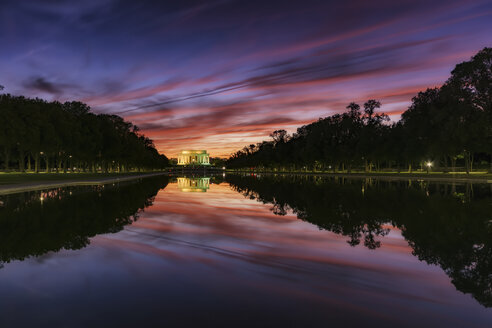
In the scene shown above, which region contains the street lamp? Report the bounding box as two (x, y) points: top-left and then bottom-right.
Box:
(426, 161), (432, 173)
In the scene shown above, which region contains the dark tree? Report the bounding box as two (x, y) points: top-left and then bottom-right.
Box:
(0, 95), (169, 172)
(226, 48), (492, 174)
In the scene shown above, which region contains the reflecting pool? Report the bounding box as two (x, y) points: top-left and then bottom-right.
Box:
(0, 174), (491, 327)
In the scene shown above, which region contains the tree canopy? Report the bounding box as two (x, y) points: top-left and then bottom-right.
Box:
(227, 47), (492, 173)
(0, 95), (168, 172)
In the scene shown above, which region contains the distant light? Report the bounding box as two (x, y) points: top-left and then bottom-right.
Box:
(222, 167), (226, 170)
(426, 161), (432, 167)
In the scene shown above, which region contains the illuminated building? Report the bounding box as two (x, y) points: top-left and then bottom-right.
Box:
(177, 150), (210, 166)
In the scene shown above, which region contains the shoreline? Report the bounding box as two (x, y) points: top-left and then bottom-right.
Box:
(0, 172), (167, 195)
(226, 170), (492, 183)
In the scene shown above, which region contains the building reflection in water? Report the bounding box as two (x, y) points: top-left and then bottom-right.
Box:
(177, 177), (210, 192)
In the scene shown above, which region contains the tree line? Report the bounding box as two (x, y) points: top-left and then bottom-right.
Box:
(227, 47), (492, 173)
(0, 94), (168, 172)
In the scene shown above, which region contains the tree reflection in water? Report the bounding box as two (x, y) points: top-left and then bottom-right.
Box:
(0, 176), (168, 264)
(226, 174), (492, 308)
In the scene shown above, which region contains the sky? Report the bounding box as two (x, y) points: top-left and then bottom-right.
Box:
(0, 0), (491, 157)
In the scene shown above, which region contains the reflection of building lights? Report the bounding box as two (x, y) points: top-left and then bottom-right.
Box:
(177, 177), (210, 192)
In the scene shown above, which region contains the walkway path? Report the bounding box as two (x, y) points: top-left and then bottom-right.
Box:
(0, 172), (167, 195)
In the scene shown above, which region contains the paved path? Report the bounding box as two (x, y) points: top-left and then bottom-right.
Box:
(0, 172), (167, 195)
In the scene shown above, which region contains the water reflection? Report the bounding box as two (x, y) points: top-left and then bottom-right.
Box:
(1, 174), (491, 326)
(177, 177), (210, 192)
(0, 176), (168, 265)
(226, 174), (492, 308)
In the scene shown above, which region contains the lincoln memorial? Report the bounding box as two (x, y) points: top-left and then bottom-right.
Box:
(177, 150), (210, 165)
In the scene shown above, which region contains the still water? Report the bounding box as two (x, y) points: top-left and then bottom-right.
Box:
(0, 174), (491, 327)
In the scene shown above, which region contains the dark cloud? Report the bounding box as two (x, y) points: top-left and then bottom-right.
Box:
(22, 76), (76, 95)
(235, 117), (296, 127)
(115, 35), (451, 114)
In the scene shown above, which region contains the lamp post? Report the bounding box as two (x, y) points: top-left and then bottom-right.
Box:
(39, 151), (45, 173)
(426, 161), (432, 174)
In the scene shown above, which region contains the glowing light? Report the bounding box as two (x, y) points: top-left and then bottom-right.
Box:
(426, 161), (432, 167)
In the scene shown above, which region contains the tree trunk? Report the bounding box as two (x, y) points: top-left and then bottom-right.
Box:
(27, 154), (32, 171)
(35, 154), (40, 173)
(464, 151), (472, 174)
(57, 158), (63, 173)
(45, 156), (50, 173)
(18, 150), (25, 172)
(4, 150), (9, 171)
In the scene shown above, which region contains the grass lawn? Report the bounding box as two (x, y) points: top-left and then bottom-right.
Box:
(0, 172), (156, 185)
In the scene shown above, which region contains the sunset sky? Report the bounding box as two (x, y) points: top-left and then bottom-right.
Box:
(1, 0), (491, 157)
